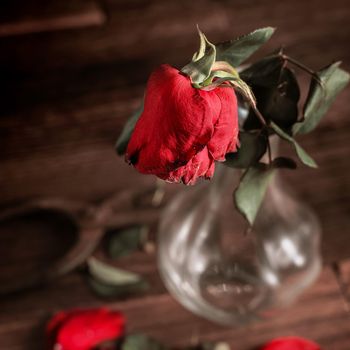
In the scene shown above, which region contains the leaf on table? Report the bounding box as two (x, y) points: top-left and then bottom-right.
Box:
(224, 131), (267, 168)
(106, 225), (147, 259)
(234, 165), (275, 225)
(122, 334), (168, 350)
(270, 121), (317, 168)
(87, 257), (142, 285)
(87, 257), (148, 298)
(293, 62), (350, 135)
(216, 27), (275, 67)
(115, 104), (143, 155)
(88, 276), (149, 299)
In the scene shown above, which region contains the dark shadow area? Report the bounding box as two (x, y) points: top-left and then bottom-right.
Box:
(0, 209), (78, 291)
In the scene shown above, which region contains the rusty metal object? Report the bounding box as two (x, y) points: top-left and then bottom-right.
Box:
(0, 187), (164, 295)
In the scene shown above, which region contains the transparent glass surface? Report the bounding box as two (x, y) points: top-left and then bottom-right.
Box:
(157, 160), (322, 325)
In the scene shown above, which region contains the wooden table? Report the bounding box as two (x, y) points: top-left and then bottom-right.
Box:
(0, 0), (350, 349)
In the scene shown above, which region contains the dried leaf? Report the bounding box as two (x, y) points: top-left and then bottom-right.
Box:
(216, 27), (275, 67)
(225, 132), (267, 168)
(106, 225), (146, 259)
(87, 257), (141, 285)
(234, 166), (275, 225)
(182, 29), (216, 84)
(116, 104), (143, 155)
(272, 157), (297, 169)
(293, 62), (350, 134)
(270, 122), (317, 168)
(88, 276), (148, 299)
(242, 57), (300, 131)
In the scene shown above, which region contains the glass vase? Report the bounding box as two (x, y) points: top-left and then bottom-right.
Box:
(157, 145), (321, 325)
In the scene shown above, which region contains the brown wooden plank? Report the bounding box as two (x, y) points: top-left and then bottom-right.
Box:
(333, 259), (350, 312)
(0, 1), (350, 348)
(0, 0), (349, 75)
(2, 118), (349, 262)
(0, 264), (349, 350)
(0, 0), (106, 37)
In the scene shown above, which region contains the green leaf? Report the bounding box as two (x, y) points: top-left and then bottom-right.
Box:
(240, 54), (283, 87)
(242, 56), (300, 131)
(293, 143), (317, 168)
(224, 132), (267, 168)
(216, 27), (275, 67)
(260, 66), (300, 129)
(87, 257), (141, 285)
(272, 157), (297, 169)
(122, 334), (168, 350)
(115, 104), (143, 155)
(293, 62), (350, 135)
(88, 276), (148, 298)
(228, 78), (257, 108)
(192, 26), (207, 61)
(270, 121), (317, 168)
(181, 29), (216, 84)
(106, 225), (146, 259)
(201, 74), (256, 107)
(234, 166), (275, 225)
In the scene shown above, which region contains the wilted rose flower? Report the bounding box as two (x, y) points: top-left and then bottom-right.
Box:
(261, 337), (321, 350)
(126, 64), (238, 185)
(46, 308), (125, 350)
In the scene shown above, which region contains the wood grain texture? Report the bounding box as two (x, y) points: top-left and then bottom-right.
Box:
(0, 0), (106, 37)
(0, 0), (350, 349)
(0, 262), (349, 350)
(334, 259), (350, 312)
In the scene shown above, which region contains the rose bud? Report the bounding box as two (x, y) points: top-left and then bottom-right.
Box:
(261, 336), (321, 350)
(126, 64), (238, 185)
(46, 308), (125, 350)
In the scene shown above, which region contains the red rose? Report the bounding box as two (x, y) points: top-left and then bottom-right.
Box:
(126, 64), (238, 185)
(46, 308), (125, 350)
(261, 337), (321, 350)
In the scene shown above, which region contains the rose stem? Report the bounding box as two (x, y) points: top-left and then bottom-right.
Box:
(251, 105), (267, 126)
(266, 137), (272, 164)
(280, 54), (322, 85)
(249, 105), (272, 163)
(251, 105), (272, 164)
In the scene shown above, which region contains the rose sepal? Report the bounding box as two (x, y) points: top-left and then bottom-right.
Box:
(181, 27), (216, 85)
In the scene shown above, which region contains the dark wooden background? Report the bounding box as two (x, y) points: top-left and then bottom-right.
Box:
(0, 0), (350, 349)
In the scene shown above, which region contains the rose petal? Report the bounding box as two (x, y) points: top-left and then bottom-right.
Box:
(126, 64), (219, 175)
(165, 146), (215, 185)
(207, 86), (239, 160)
(47, 308), (125, 350)
(126, 64), (239, 183)
(261, 336), (321, 350)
